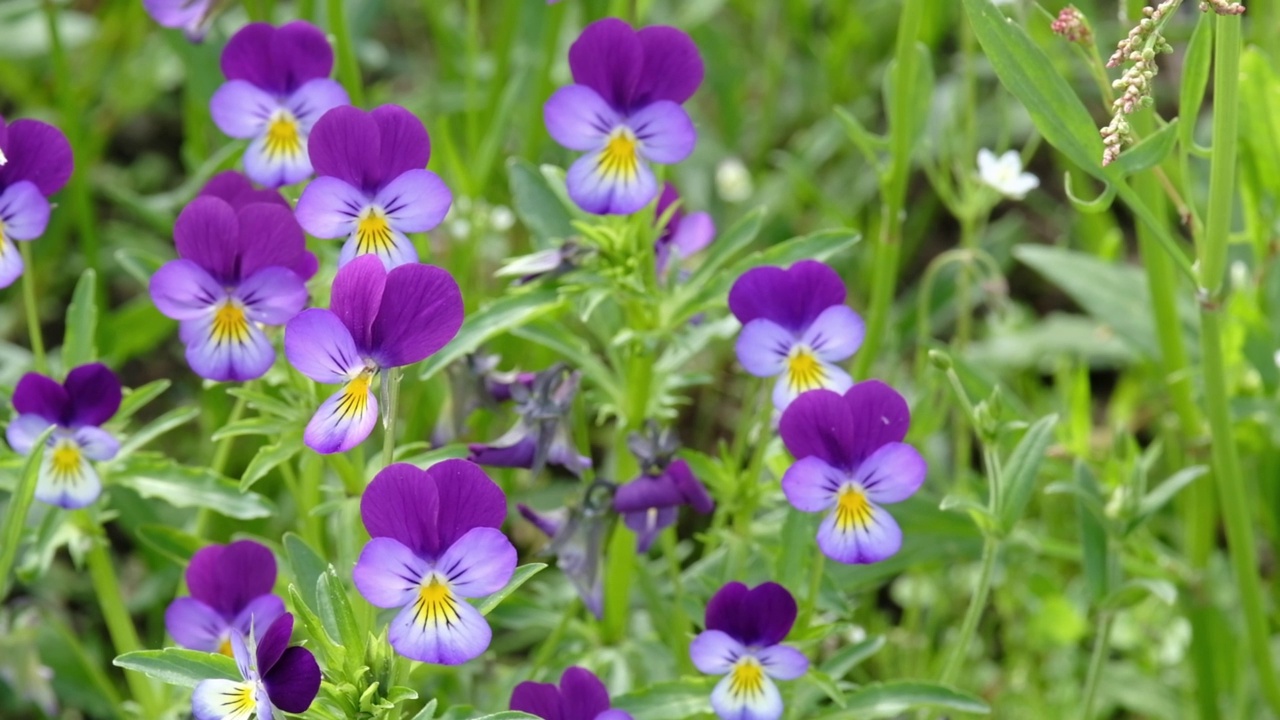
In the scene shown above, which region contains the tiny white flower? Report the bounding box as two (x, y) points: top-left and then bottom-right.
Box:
(715, 157), (753, 203)
(977, 148), (1039, 200)
(489, 205), (515, 233)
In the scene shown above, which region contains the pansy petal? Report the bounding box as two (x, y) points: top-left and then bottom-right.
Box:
(186, 541), (279, 617)
(843, 380), (913, 462)
(856, 442), (927, 504)
(801, 305), (865, 363)
(778, 389), (852, 468)
(285, 79), (350, 130)
(772, 360), (852, 412)
(728, 261), (847, 331)
(0, 236), (23, 288)
(303, 379), (378, 454)
(11, 373), (66, 424)
(353, 537), (430, 608)
(568, 18), (643, 111)
(186, 314), (276, 382)
(704, 581), (750, 637)
(269, 21), (335, 89)
(0, 119), (73, 197)
(199, 170), (288, 210)
(236, 267), (307, 326)
(164, 597), (228, 652)
(689, 629), (747, 675)
(634, 25), (704, 106)
(242, 132), (313, 189)
(509, 681), (564, 720)
(210, 81), (276, 139)
(388, 584), (492, 665)
(150, 260), (226, 321)
(743, 583), (799, 647)
(230, 594), (287, 641)
(234, 203), (310, 280)
(468, 434), (536, 469)
(284, 309), (365, 383)
(781, 456), (842, 513)
(174, 196), (241, 284)
(221, 23), (276, 86)
(262, 646), (321, 713)
(307, 105), (381, 190)
(191, 679), (258, 720)
(566, 149), (657, 216)
(369, 263), (463, 368)
(370, 105), (431, 184)
(63, 363), (122, 428)
(426, 459), (509, 555)
(435, 526), (516, 598)
(670, 211), (714, 259)
(0, 181), (51, 240)
(375, 169), (451, 233)
(544, 85), (619, 150)
(613, 475), (685, 513)
(623, 506), (676, 552)
(735, 319), (793, 377)
(294, 176), (365, 239)
(710, 667), (783, 720)
(560, 666), (613, 720)
(35, 441), (101, 509)
(598, 711), (635, 720)
(757, 644), (808, 680)
(254, 613), (293, 674)
(631, 101), (695, 164)
(817, 501), (902, 565)
(5, 413), (54, 455)
(73, 426), (119, 462)
(338, 225), (419, 270)
(361, 463), (438, 556)
(670, 459), (715, 513)
(330, 255), (386, 352)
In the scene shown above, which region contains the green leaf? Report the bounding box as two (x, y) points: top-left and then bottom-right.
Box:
(939, 493), (998, 535)
(239, 432), (304, 492)
(834, 106), (888, 170)
(287, 584), (341, 667)
(114, 380), (171, 425)
(613, 678), (715, 717)
(996, 414), (1059, 533)
(1127, 465), (1209, 535)
(1072, 461), (1112, 603)
(135, 524), (204, 566)
(408, 698), (439, 720)
(211, 416), (292, 441)
(508, 158), (577, 248)
(418, 290), (563, 381)
(804, 670), (847, 707)
(468, 714), (541, 720)
(681, 207), (766, 296)
(62, 269), (98, 367)
(512, 322), (622, 403)
(1102, 578), (1178, 610)
(284, 533), (328, 614)
(112, 649), (239, 688)
(1178, 14), (1213, 154)
(0, 427), (53, 598)
(476, 563), (546, 616)
(1109, 119), (1180, 177)
(820, 635), (887, 678)
(316, 566), (363, 666)
(823, 681), (991, 718)
(115, 406), (201, 461)
(111, 453), (275, 519)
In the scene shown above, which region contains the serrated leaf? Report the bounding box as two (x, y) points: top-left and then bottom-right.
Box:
(112, 649), (239, 688)
(63, 269), (98, 367)
(287, 584), (341, 667)
(418, 291), (563, 381)
(997, 414), (1059, 533)
(477, 563), (546, 616)
(111, 453), (275, 519)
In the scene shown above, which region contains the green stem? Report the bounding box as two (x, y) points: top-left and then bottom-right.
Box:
(938, 536), (998, 686)
(381, 369), (402, 469)
(1195, 14), (1280, 716)
(18, 242), (46, 374)
(1079, 611), (1114, 720)
(800, 547), (826, 629)
(193, 389), (249, 538)
(660, 530), (693, 673)
(326, 0), (364, 106)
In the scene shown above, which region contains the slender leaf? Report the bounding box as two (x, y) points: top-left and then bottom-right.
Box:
(0, 427), (53, 598)
(997, 414), (1059, 533)
(112, 453), (275, 519)
(1178, 14), (1213, 153)
(477, 563), (547, 616)
(1073, 461), (1111, 603)
(682, 207), (766, 294)
(418, 290), (563, 381)
(613, 678), (716, 717)
(115, 406), (201, 461)
(508, 158), (576, 248)
(113, 649), (238, 688)
(1109, 119), (1180, 177)
(135, 524), (204, 566)
(284, 533), (328, 614)
(62, 269), (98, 367)
(239, 433), (304, 492)
(316, 567), (363, 666)
(1127, 465), (1209, 535)
(114, 379), (171, 424)
(823, 681), (991, 718)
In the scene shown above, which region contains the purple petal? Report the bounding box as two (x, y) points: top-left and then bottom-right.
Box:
(704, 582), (752, 640)
(669, 211), (714, 260)
(254, 613), (293, 674)
(143, 0), (210, 33)
(185, 540), (278, 618)
(370, 105), (431, 187)
(0, 236), (22, 289)
(375, 169), (451, 233)
(801, 305), (865, 363)
(517, 504), (564, 538)
(425, 459), (508, 557)
(468, 433), (535, 470)
(435, 526), (517, 598)
(778, 389), (855, 469)
(236, 267), (307, 326)
(598, 711), (635, 720)
(771, 360), (852, 412)
(164, 597), (229, 652)
(63, 361), (120, 427)
(303, 378), (378, 454)
(184, 312), (276, 382)
(285, 79), (351, 130)
(174, 197), (241, 284)
(73, 426), (120, 461)
(613, 475), (685, 513)
(5, 414), (54, 455)
(670, 459), (714, 514)
(623, 506), (676, 552)
(568, 19), (643, 111)
(262, 646), (320, 713)
(295, 176), (365, 239)
(544, 85), (619, 151)
(630, 101), (695, 164)
(843, 381), (912, 459)
(361, 463), (439, 557)
(210, 80), (275, 139)
(150, 260), (225, 321)
(233, 203), (310, 280)
(229, 594), (287, 641)
(735, 319), (793, 378)
(689, 629), (746, 675)
(633, 25), (704, 106)
(710, 669), (782, 720)
(35, 442), (101, 509)
(509, 681), (564, 720)
(307, 106), (380, 191)
(781, 456), (841, 513)
(330, 255), (386, 353)
(0, 181), (51, 240)
(566, 149), (657, 216)
(220, 23), (276, 88)
(192, 679), (257, 720)
(728, 261), (847, 332)
(284, 309), (365, 383)
(242, 131), (313, 189)
(560, 666), (613, 720)
(817, 501), (902, 564)
(856, 442), (926, 504)
(369, 263), (463, 368)
(199, 170), (289, 210)
(757, 644), (808, 680)
(12, 372), (69, 424)
(742, 583), (798, 647)
(0, 119), (73, 197)
(353, 537), (429, 608)
(388, 584), (492, 664)
(270, 22), (336, 92)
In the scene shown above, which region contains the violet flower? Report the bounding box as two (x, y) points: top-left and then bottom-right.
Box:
(295, 105), (452, 269)
(518, 493), (610, 619)
(779, 381), (926, 564)
(191, 613), (321, 720)
(210, 22), (350, 188)
(196, 171), (320, 278)
(0, 115), (72, 289)
(615, 459), (713, 553)
(284, 256), (462, 454)
(690, 582), (809, 720)
(510, 666), (633, 720)
(4, 364), (120, 509)
(730, 260), (865, 411)
(164, 540), (285, 656)
(149, 196), (311, 382)
(468, 365), (591, 476)
(654, 182), (714, 276)
(142, 0), (216, 41)
(544, 18), (702, 215)
(352, 460), (517, 664)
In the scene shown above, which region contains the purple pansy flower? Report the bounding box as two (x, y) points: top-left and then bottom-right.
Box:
(468, 365), (591, 476)
(295, 105), (452, 269)
(196, 170), (319, 279)
(730, 260), (865, 411)
(284, 255), (463, 454)
(0, 115), (73, 289)
(190, 613), (321, 720)
(5, 364), (120, 509)
(519, 503), (607, 619)
(779, 381), (926, 564)
(614, 459), (713, 553)
(164, 540), (286, 657)
(149, 196), (311, 382)
(543, 18), (702, 215)
(142, 0), (216, 41)
(690, 582), (809, 720)
(210, 22), (350, 188)
(654, 182), (714, 276)
(352, 460), (517, 665)
(510, 665), (633, 720)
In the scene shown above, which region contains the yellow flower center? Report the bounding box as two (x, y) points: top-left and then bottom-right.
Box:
(413, 575), (461, 629)
(598, 128), (641, 180)
(217, 636), (234, 658)
(264, 111), (303, 159)
(336, 371), (374, 420)
(211, 301), (251, 346)
(728, 657), (766, 699)
(355, 207), (394, 255)
(835, 484), (873, 531)
(0, 216), (7, 248)
(216, 682), (257, 716)
(50, 440), (82, 479)
(786, 346), (826, 392)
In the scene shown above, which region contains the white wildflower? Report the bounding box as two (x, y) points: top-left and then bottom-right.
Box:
(977, 148), (1039, 200)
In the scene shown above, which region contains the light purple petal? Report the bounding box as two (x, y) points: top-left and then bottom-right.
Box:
(781, 456), (841, 513)
(735, 318), (793, 377)
(728, 261), (847, 331)
(143, 0), (210, 35)
(242, 132), (313, 189)
(191, 679), (257, 720)
(597, 711), (634, 720)
(560, 666), (613, 720)
(757, 644), (808, 680)
(568, 18), (643, 111)
(150, 259), (226, 321)
(73, 426), (119, 462)
(5, 413), (54, 455)
(361, 463), (439, 557)
(63, 363), (121, 428)
(370, 105), (431, 186)
(210, 80), (275, 139)
(857, 442), (926, 504)
(566, 149), (657, 216)
(338, 225), (419, 270)
(817, 501), (902, 565)
(230, 594), (287, 640)
(369, 262), (463, 368)
(165, 597), (229, 652)
(303, 379), (378, 454)
(186, 541), (279, 618)
(330, 255), (386, 353)
(12, 372), (68, 423)
(0, 119), (73, 197)
(285, 79), (351, 130)
(388, 586), (492, 664)
(509, 681), (563, 720)
(294, 176), (365, 239)
(436, 527), (517, 598)
(35, 441), (101, 509)
(544, 85), (619, 151)
(710, 668), (783, 720)
(174, 197), (241, 284)
(425, 459), (509, 557)
(375, 169), (451, 233)
(689, 629), (746, 675)
(353, 537), (429, 608)
(517, 504), (564, 539)
(284, 309), (365, 383)
(0, 181), (51, 240)
(771, 361), (853, 414)
(262, 646), (320, 713)
(0, 237), (22, 289)
(801, 305), (865, 363)
(307, 105), (380, 190)
(230, 631), (251, 682)
(236, 267), (307, 326)
(670, 210), (714, 259)
(185, 311), (276, 382)
(633, 25), (704, 106)
(630, 101), (695, 165)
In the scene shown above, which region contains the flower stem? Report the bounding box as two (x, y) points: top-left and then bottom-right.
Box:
(18, 241), (46, 374)
(800, 547), (826, 629)
(1079, 611), (1114, 720)
(938, 535), (997, 686)
(381, 368), (402, 469)
(326, 0), (365, 107)
(193, 388), (249, 538)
